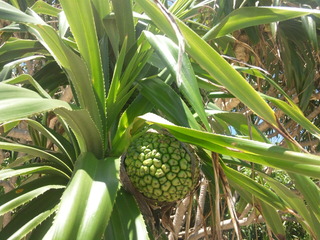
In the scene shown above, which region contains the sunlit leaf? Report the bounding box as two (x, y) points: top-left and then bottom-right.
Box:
(0, 165), (70, 181)
(0, 142), (72, 173)
(0, 39), (46, 67)
(0, 55), (44, 81)
(260, 172), (320, 239)
(139, 113), (320, 178)
(0, 1), (41, 24)
(111, 0), (135, 50)
(0, 189), (62, 240)
(0, 175), (66, 215)
(49, 153), (120, 240)
(144, 31), (210, 130)
(111, 95), (153, 156)
(4, 74), (51, 98)
(136, 0), (278, 126)
(31, 1), (61, 17)
(59, 0), (106, 118)
(55, 108), (104, 158)
(204, 7), (320, 40)
(139, 78), (199, 129)
(261, 93), (320, 140)
(221, 162), (286, 210)
(25, 16), (102, 132)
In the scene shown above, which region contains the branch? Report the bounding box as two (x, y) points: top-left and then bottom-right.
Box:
(168, 197), (190, 240)
(187, 214), (264, 240)
(306, 106), (320, 122)
(300, 139), (319, 147)
(0, 180), (15, 190)
(215, 98), (241, 111)
(219, 164), (242, 240)
(184, 195), (194, 240)
(6, 129), (32, 142)
(194, 179), (207, 229)
(212, 152), (222, 238)
(239, 203), (253, 219)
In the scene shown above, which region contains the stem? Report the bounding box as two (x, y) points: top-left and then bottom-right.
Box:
(212, 152), (222, 239)
(185, 194), (193, 240)
(219, 164), (242, 240)
(194, 179), (207, 229)
(168, 197), (190, 240)
(187, 214), (263, 240)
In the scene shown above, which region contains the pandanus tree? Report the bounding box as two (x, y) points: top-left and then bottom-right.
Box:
(0, 0), (319, 239)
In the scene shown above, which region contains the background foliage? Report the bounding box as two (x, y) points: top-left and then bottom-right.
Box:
(0, 0), (319, 239)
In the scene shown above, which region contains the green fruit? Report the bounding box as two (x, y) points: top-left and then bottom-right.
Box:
(125, 131), (199, 202)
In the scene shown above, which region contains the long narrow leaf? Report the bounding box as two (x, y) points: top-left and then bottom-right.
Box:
(0, 39), (46, 67)
(139, 113), (320, 178)
(0, 55), (44, 81)
(111, 0), (135, 50)
(59, 0), (106, 117)
(55, 108), (104, 158)
(0, 1), (41, 24)
(238, 70), (320, 139)
(259, 201), (286, 239)
(29, 214), (55, 240)
(105, 187), (150, 240)
(0, 88), (47, 129)
(24, 13), (102, 133)
(106, 38), (127, 107)
(221, 162), (286, 210)
(261, 93), (320, 139)
(0, 142), (72, 173)
(111, 95), (153, 156)
(49, 153), (120, 240)
(91, 0), (111, 38)
(0, 83), (71, 123)
(144, 31), (210, 130)
(203, 7), (320, 40)
(139, 78), (199, 129)
(0, 175), (66, 215)
(0, 189), (63, 240)
(290, 173), (320, 222)
(135, 0), (278, 126)
(105, 38), (128, 129)
(209, 111), (267, 142)
(30, 1), (61, 17)
(260, 172), (320, 239)
(4, 74), (51, 98)
(0, 165), (70, 181)
(26, 119), (75, 163)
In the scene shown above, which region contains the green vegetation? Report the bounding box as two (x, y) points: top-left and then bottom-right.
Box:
(0, 0), (319, 239)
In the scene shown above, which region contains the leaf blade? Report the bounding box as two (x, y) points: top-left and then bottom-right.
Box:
(204, 7), (320, 40)
(136, 0), (278, 126)
(221, 162), (286, 210)
(105, 188), (150, 240)
(50, 153), (120, 240)
(0, 175), (66, 216)
(144, 31), (210, 130)
(0, 1), (41, 24)
(0, 165), (70, 182)
(139, 78), (199, 129)
(59, 0), (106, 116)
(25, 18), (103, 135)
(0, 189), (62, 240)
(139, 113), (320, 178)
